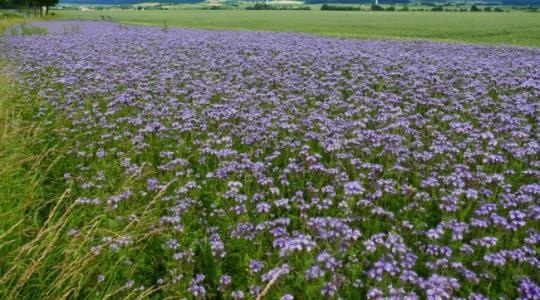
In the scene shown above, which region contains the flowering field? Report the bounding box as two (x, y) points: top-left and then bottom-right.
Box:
(1, 21), (540, 299)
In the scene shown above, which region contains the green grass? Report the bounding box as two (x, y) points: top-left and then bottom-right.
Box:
(0, 47), (186, 297)
(57, 10), (540, 47)
(0, 15), (79, 299)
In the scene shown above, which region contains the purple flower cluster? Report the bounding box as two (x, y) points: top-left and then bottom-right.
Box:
(3, 21), (540, 298)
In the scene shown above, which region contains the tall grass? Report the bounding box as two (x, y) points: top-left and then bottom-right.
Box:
(9, 23), (48, 36)
(0, 16), (83, 299)
(0, 17), (171, 298)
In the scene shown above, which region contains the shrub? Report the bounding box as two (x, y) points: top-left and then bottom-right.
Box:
(431, 5), (444, 11)
(321, 4), (361, 10)
(371, 4), (384, 10)
(470, 4), (481, 11)
(247, 3), (309, 10)
(246, 3), (272, 10)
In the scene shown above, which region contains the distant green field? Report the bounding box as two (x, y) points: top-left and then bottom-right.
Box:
(57, 10), (540, 47)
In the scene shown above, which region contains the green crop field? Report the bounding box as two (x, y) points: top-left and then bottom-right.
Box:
(57, 10), (540, 47)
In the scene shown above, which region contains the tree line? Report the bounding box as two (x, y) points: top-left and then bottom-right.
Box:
(502, 0), (539, 5)
(306, 0), (409, 4)
(308, 0), (538, 4)
(0, 0), (58, 16)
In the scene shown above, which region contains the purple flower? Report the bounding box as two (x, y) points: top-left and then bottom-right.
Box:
(305, 265), (325, 280)
(231, 290), (244, 299)
(517, 277), (540, 300)
(147, 178), (159, 191)
(125, 280), (134, 289)
(344, 181), (365, 196)
(188, 275), (206, 298)
(249, 259), (264, 273)
(320, 282), (337, 297)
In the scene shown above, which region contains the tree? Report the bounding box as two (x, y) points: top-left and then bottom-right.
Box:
(470, 4), (481, 11)
(1, 0), (56, 16)
(0, 0), (20, 9)
(502, 0), (540, 5)
(41, 0), (58, 15)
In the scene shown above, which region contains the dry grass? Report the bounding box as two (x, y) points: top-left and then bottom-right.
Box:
(0, 60), (167, 297)
(0, 16), (87, 299)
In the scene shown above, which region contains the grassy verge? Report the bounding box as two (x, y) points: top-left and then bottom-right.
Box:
(0, 62), (169, 299)
(0, 17), (171, 299)
(0, 16), (80, 299)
